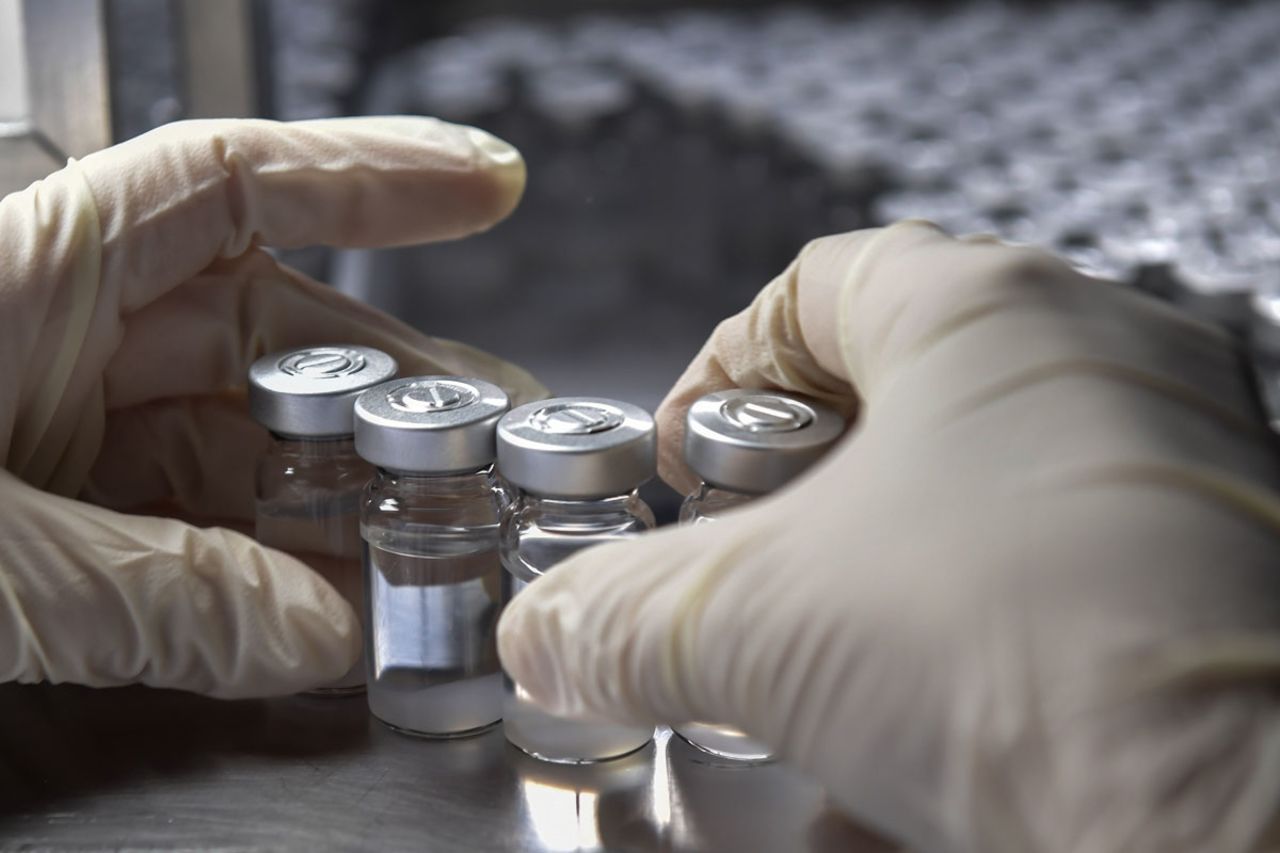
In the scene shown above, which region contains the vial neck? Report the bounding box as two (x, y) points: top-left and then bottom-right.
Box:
(270, 434), (356, 457)
(374, 466), (496, 496)
(520, 491), (640, 516)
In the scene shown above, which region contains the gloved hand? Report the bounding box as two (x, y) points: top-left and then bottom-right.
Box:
(498, 221), (1280, 853)
(0, 117), (545, 699)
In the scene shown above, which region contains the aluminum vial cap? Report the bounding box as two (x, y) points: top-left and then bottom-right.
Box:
(497, 397), (656, 499)
(685, 390), (845, 494)
(353, 376), (509, 474)
(247, 345), (398, 438)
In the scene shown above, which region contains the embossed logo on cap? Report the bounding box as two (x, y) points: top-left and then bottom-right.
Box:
(530, 402), (625, 435)
(387, 379), (478, 414)
(722, 395), (814, 433)
(279, 347), (366, 378)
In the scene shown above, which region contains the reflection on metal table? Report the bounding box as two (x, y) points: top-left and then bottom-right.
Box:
(0, 683), (897, 851)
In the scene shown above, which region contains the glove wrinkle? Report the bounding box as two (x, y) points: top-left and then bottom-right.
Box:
(7, 160), (102, 489)
(664, 532), (765, 722)
(216, 143), (256, 260)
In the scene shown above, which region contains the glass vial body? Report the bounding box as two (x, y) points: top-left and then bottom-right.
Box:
(674, 389), (844, 763)
(256, 436), (372, 693)
(248, 345), (399, 695)
(500, 492), (656, 763)
(360, 466), (507, 738)
(673, 483), (774, 763)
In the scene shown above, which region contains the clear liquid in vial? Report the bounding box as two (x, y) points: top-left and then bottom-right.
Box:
(257, 498), (366, 694)
(504, 675), (651, 764)
(500, 502), (654, 763)
(364, 528), (503, 737)
(676, 485), (775, 762)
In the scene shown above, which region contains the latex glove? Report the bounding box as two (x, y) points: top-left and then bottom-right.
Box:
(1, 117), (546, 699)
(498, 221), (1280, 853)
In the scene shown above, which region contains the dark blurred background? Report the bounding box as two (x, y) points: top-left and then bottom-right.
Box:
(3, 0), (1279, 408)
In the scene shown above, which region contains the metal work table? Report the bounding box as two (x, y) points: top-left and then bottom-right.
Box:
(0, 684), (895, 851)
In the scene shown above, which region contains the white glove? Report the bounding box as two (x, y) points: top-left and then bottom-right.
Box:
(498, 221), (1280, 853)
(0, 117), (546, 699)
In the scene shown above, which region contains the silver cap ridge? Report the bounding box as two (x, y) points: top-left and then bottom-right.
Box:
(497, 397), (656, 499)
(247, 345), (398, 438)
(684, 390), (845, 494)
(354, 376), (510, 474)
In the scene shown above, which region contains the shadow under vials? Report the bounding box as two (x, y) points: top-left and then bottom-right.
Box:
(0, 682), (370, 816)
(0, 683), (904, 851)
(663, 731), (901, 853)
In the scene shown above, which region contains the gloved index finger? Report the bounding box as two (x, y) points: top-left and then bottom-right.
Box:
(75, 116), (526, 315)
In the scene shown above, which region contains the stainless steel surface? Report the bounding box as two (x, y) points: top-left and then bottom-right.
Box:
(0, 2), (27, 122)
(104, 0), (185, 141)
(104, 0), (259, 141)
(498, 398), (656, 500)
(0, 126), (61, 198)
(265, 0), (369, 122)
(249, 346), (399, 439)
(20, 0), (111, 159)
(0, 0), (112, 195)
(0, 684), (897, 851)
(2, 0), (263, 195)
(176, 0), (257, 120)
(685, 391), (845, 495)
(355, 377), (509, 474)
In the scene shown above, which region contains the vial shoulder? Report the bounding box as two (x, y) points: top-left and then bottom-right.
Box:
(256, 442), (372, 503)
(504, 493), (655, 533)
(360, 469), (506, 536)
(500, 493), (654, 581)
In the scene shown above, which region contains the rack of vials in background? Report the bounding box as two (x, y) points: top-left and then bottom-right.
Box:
(351, 0), (1280, 334)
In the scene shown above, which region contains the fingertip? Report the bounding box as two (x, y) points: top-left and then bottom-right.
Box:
(794, 229), (886, 382)
(656, 409), (699, 496)
(463, 125), (522, 167)
(190, 530), (363, 699)
(495, 529), (718, 727)
(2, 482), (363, 699)
(460, 124), (527, 229)
(654, 349), (736, 496)
(79, 116), (534, 312)
(496, 585), (533, 671)
(497, 566), (590, 718)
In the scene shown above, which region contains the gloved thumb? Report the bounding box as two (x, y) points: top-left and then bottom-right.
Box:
(496, 490), (839, 741)
(0, 471), (359, 698)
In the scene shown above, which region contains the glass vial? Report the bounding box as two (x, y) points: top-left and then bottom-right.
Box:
(354, 376), (511, 737)
(248, 345), (399, 695)
(497, 397), (658, 764)
(675, 389), (845, 761)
